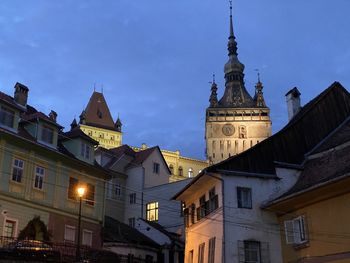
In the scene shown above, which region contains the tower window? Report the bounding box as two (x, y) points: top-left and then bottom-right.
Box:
(169, 164), (174, 175)
(188, 168), (193, 178)
(178, 166), (183, 176)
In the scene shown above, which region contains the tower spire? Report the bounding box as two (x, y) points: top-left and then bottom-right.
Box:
(227, 0), (238, 57)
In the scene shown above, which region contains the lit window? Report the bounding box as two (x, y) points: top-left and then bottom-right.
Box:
(0, 107), (15, 128)
(81, 143), (91, 159)
(3, 219), (17, 238)
(12, 158), (24, 183)
(284, 216), (308, 245)
(153, 163), (160, 174)
(146, 202), (159, 221)
(41, 125), (54, 144)
(129, 193), (136, 204)
(82, 230), (93, 246)
(237, 187), (252, 209)
(34, 166), (45, 189)
(64, 225), (75, 242)
(188, 168), (193, 178)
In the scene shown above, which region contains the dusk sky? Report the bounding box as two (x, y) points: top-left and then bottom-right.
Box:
(1, 0), (349, 159)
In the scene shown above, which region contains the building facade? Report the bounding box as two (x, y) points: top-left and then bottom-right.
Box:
(0, 83), (110, 250)
(205, 6), (271, 164)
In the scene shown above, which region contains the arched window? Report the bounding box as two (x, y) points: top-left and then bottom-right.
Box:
(169, 164), (174, 175)
(178, 166), (183, 176)
(188, 168), (193, 178)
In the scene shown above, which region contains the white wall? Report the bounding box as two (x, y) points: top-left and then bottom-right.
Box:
(143, 149), (170, 188)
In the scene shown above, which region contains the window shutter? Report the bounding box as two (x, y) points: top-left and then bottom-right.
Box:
(301, 216), (309, 242)
(196, 207), (201, 221)
(293, 218), (302, 244)
(237, 240), (245, 263)
(260, 242), (270, 263)
(284, 220), (295, 244)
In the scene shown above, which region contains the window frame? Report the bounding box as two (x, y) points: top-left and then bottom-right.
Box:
(82, 229), (93, 247)
(284, 215), (308, 245)
(198, 242), (205, 263)
(153, 162), (160, 174)
(34, 166), (45, 190)
(244, 240), (261, 263)
(12, 158), (24, 183)
(64, 225), (76, 243)
(129, 193), (136, 204)
(81, 142), (91, 159)
(237, 187), (252, 209)
(85, 183), (95, 206)
(3, 217), (18, 238)
(0, 106), (15, 128)
(208, 237), (216, 263)
(146, 202), (159, 222)
(41, 125), (54, 144)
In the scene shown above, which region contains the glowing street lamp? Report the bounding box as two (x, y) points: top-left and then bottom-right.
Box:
(76, 186), (86, 261)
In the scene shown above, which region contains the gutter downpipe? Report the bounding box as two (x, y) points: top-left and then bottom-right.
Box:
(206, 172), (225, 263)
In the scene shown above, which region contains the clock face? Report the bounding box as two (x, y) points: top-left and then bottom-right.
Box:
(222, 124), (235, 136)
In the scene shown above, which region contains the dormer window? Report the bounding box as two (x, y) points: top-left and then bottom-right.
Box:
(0, 106), (15, 128)
(81, 142), (91, 159)
(41, 125), (54, 144)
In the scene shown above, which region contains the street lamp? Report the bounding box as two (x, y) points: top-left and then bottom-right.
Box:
(76, 186), (86, 262)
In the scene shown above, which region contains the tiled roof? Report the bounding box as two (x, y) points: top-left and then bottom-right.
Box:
(103, 216), (159, 248)
(273, 117), (350, 200)
(83, 92), (116, 131)
(207, 81), (350, 175)
(139, 218), (182, 243)
(21, 112), (63, 128)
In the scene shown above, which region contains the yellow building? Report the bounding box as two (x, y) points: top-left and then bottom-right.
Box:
(133, 144), (208, 182)
(265, 118), (350, 263)
(77, 91), (122, 149)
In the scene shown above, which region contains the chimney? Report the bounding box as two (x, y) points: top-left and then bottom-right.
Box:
(49, 110), (57, 122)
(285, 87), (301, 121)
(14, 82), (29, 107)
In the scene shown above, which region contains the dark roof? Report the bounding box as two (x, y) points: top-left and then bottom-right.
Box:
(61, 128), (99, 145)
(272, 117), (350, 200)
(83, 92), (116, 131)
(207, 81), (350, 175)
(139, 218), (182, 243)
(21, 112), (63, 128)
(103, 216), (160, 249)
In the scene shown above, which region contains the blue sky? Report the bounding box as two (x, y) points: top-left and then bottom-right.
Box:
(0, 0), (349, 159)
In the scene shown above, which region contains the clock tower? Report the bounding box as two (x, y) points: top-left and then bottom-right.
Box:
(205, 4), (271, 164)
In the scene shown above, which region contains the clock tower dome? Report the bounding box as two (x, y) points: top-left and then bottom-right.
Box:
(205, 3), (272, 164)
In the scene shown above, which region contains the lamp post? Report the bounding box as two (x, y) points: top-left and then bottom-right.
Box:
(76, 186), (86, 262)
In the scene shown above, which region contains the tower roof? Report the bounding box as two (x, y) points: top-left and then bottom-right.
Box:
(81, 91), (116, 131)
(214, 2), (257, 108)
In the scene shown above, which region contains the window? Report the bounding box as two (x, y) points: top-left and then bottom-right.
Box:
(34, 166), (45, 189)
(128, 217), (135, 228)
(209, 187), (219, 212)
(41, 125), (54, 144)
(146, 202), (159, 221)
(188, 250), (194, 263)
(0, 106), (15, 128)
(180, 201), (185, 217)
(198, 242), (205, 263)
(153, 162), (160, 174)
(284, 216), (308, 245)
(169, 164), (174, 175)
(244, 241), (261, 263)
(64, 225), (75, 242)
(68, 177), (79, 200)
(3, 219), (17, 238)
(238, 240), (270, 263)
(190, 204), (195, 224)
(239, 126), (247, 139)
(237, 187), (252, 209)
(184, 208), (189, 227)
(82, 230), (93, 246)
(197, 195), (207, 220)
(115, 183), (121, 197)
(188, 168), (193, 178)
(129, 193), (136, 204)
(81, 142), (91, 159)
(12, 158), (24, 183)
(208, 237), (216, 263)
(85, 183), (95, 206)
(178, 166), (183, 176)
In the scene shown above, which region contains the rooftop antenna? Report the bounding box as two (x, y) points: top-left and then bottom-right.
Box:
(93, 82), (96, 92)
